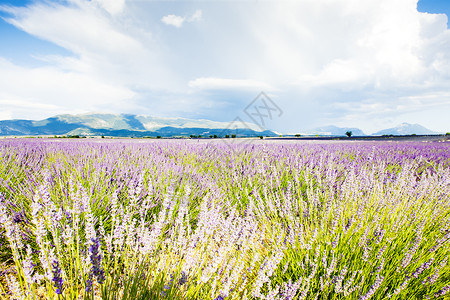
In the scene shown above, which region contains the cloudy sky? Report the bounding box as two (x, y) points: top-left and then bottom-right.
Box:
(0, 0), (450, 134)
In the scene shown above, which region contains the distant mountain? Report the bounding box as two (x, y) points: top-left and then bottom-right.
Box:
(0, 113), (277, 137)
(372, 123), (437, 136)
(303, 125), (366, 136)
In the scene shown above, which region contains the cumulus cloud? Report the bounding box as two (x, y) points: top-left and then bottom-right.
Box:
(0, 0), (178, 119)
(232, 0), (450, 132)
(161, 9), (202, 28)
(0, 58), (135, 120)
(2, 1), (147, 68)
(161, 14), (185, 28)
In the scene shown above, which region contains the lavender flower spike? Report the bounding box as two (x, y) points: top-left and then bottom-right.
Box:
(359, 275), (384, 300)
(52, 260), (64, 295)
(434, 285), (450, 297)
(89, 237), (105, 284)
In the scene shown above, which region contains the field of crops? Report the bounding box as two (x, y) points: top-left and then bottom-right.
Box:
(0, 138), (449, 299)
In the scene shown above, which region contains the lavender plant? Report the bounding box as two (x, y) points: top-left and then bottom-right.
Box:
(0, 138), (449, 299)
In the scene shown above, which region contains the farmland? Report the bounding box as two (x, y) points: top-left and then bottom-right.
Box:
(0, 138), (449, 299)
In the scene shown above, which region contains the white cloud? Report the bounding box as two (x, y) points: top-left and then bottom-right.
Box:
(189, 9), (202, 22)
(188, 77), (273, 91)
(161, 14), (185, 28)
(0, 110), (13, 121)
(0, 58), (135, 120)
(92, 0), (126, 15)
(2, 0), (176, 89)
(245, 0), (431, 87)
(0, 99), (60, 110)
(3, 2), (132, 50)
(161, 10), (202, 28)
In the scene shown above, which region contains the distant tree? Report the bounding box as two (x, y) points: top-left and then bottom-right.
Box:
(295, 134), (301, 137)
(213, 134), (218, 138)
(156, 136), (161, 139)
(231, 134), (236, 138)
(446, 132), (450, 136)
(101, 135), (105, 138)
(225, 135), (230, 138)
(259, 136), (263, 139)
(345, 131), (352, 137)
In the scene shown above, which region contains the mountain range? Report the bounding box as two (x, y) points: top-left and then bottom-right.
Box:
(371, 122), (438, 136)
(303, 123), (438, 136)
(0, 113), (277, 137)
(0, 113), (441, 137)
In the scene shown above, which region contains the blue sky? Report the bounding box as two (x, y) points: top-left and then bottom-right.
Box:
(0, 0), (450, 134)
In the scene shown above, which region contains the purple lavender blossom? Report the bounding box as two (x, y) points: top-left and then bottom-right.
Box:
(51, 260), (63, 294)
(434, 285), (450, 297)
(359, 275), (384, 300)
(85, 275), (93, 293)
(88, 237), (105, 285)
(12, 212), (26, 224)
(411, 258), (434, 278)
(178, 271), (188, 286)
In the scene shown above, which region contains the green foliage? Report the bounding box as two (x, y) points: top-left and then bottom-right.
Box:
(345, 131), (352, 137)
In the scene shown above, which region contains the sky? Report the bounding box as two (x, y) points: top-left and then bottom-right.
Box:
(0, 0), (450, 134)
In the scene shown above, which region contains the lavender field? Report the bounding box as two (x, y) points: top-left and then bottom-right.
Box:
(0, 138), (449, 299)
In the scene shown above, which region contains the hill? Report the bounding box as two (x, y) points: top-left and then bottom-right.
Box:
(0, 113), (277, 137)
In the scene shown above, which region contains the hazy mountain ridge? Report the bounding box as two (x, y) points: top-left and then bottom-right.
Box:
(372, 122), (438, 136)
(302, 123), (439, 136)
(0, 113), (277, 137)
(0, 114), (441, 137)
